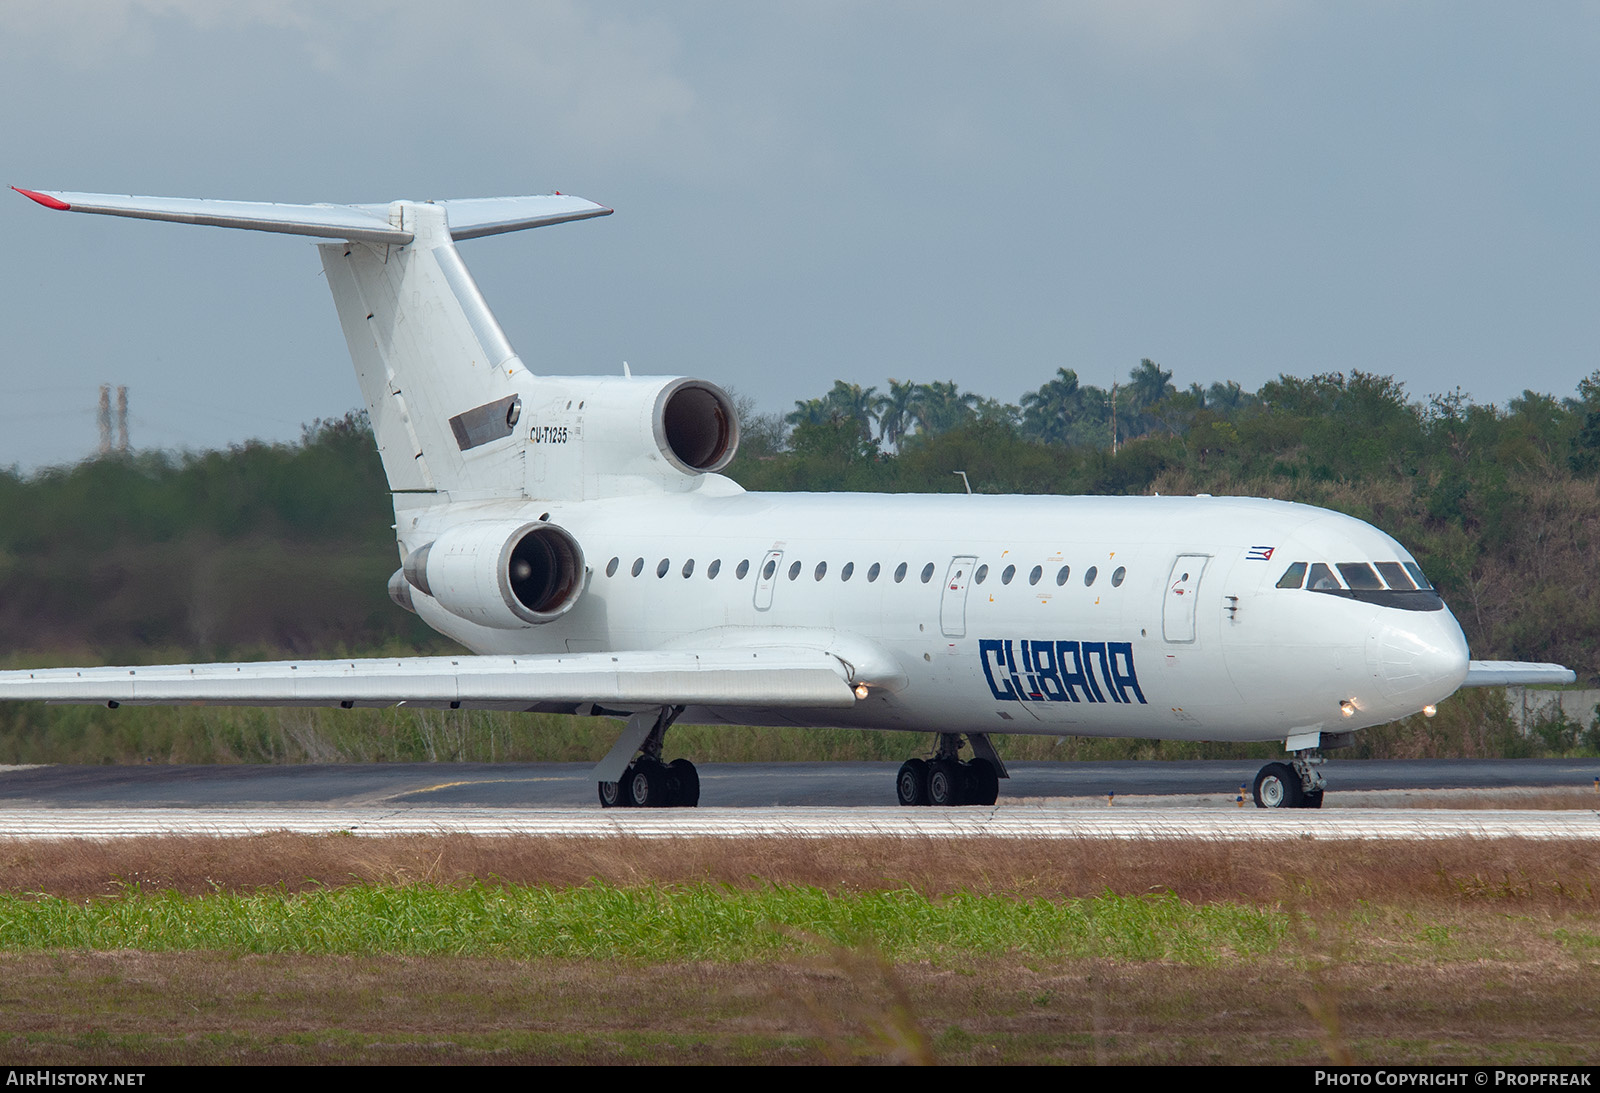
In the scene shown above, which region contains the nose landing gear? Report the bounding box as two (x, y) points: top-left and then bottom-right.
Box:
(1253, 750), (1327, 809)
(895, 733), (1005, 806)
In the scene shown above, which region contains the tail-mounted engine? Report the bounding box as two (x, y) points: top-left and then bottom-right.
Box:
(522, 375), (740, 497)
(401, 520), (585, 628)
(652, 377), (740, 474)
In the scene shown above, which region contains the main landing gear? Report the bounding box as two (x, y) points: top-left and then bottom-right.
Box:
(599, 756), (700, 809)
(1252, 750), (1326, 809)
(895, 733), (1005, 807)
(596, 705), (700, 808)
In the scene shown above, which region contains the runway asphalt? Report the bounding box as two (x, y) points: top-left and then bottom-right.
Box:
(0, 758), (1593, 809)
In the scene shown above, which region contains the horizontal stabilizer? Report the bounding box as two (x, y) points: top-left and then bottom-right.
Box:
(1462, 660), (1578, 687)
(12, 188), (610, 244)
(0, 649), (856, 711)
(429, 195), (615, 240)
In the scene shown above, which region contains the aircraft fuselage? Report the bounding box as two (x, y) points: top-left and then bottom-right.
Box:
(403, 487), (1471, 743)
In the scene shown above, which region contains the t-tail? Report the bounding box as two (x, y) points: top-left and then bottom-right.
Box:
(12, 187), (741, 502)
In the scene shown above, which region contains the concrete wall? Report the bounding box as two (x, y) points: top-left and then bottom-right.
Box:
(1504, 687), (1600, 732)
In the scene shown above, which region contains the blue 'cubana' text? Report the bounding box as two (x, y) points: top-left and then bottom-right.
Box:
(980, 639), (1147, 705)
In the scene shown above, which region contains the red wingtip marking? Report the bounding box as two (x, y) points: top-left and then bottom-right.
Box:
(12, 188), (70, 211)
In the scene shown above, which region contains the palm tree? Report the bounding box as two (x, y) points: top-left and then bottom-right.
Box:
(821, 380), (879, 442)
(785, 397), (835, 429)
(1126, 359), (1175, 415)
(912, 380), (981, 436)
(875, 379), (920, 450)
(1020, 368), (1082, 445)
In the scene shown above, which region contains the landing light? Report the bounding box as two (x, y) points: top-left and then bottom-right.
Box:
(1339, 700), (1356, 718)
(854, 683), (870, 700)
(1422, 704), (1437, 718)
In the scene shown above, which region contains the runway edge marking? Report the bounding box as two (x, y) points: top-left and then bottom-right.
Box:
(0, 808), (1594, 840)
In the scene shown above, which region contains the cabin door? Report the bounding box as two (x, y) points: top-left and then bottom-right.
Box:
(753, 550), (784, 611)
(940, 555), (978, 637)
(1162, 554), (1210, 643)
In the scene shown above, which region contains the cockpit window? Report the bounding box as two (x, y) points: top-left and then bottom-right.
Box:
(1276, 562), (1307, 589)
(1375, 562), (1415, 590)
(1298, 558), (1444, 612)
(1403, 562), (1433, 590)
(1337, 563), (1384, 591)
(1307, 563), (1341, 591)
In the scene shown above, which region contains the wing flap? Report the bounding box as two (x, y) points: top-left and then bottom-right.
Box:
(1462, 660), (1578, 687)
(0, 650), (856, 710)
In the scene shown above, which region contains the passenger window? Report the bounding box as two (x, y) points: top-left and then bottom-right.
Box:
(814, 562), (827, 581)
(606, 557), (619, 578)
(868, 563), (881, 582)
(1307, 563), (1341, 591)
(1056, 565), (1070, 586)
(656, 559), (670, 578)
(682, 559), (695, 578)
(1111, 566), (1125, 587)
(1028, 565), (1042, 586)
(921, 562), (935, 583)
(1084, 566), (1098, 586)
(1337, 563), (1383, 591)
(1375, 562), (1414, 590)
(762, 559), (776, 580)
(894, 562), (908, 583)
(1001, 565), (1015, 585)
(975, 564), (988, 584)
(708, 559), (722, 579)
(736, 559), (750, 579)
(632, 558), (645, 578)
(841, 562), (854, 582)
(788, 561), (802, 581)
(1276, 562), (1306, 589)
(1402, 562), (1432, 590)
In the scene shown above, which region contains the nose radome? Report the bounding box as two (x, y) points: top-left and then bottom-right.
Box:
(1367, 611), (1470, 706)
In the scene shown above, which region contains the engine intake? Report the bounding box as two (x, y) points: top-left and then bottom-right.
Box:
(403, 520), (585, 628)
(656, 379), (739, 473)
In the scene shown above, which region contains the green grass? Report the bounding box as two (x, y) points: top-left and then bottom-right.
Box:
(0, 884), (1289, 964)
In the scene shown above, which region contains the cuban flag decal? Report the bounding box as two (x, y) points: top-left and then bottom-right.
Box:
(1246, 546), (1275, 561)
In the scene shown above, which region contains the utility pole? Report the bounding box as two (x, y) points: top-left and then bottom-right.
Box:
(116, 386), (129, 454)
(1110, 381), (1118, 456)
(97, 385), (112, 456)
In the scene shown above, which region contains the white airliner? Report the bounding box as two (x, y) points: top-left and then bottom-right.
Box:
(4, 187), (1574, 809)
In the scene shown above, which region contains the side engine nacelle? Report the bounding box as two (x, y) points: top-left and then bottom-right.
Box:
(401, 520), (585, 629)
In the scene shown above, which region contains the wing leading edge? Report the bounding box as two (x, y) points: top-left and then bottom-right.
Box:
(1462, 661), (1579, 687)
(0, 650), (856, 711)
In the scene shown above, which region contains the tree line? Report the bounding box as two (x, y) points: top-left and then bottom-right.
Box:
(1, 365), (1597, 685)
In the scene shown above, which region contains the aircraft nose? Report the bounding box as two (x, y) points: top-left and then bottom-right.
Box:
(1366, 610), (1470, 707)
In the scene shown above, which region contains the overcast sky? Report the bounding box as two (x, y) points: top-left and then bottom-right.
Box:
(2, 1), (1596, 468)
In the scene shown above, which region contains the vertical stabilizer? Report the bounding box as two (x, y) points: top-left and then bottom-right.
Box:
(319, 202), (531, 494)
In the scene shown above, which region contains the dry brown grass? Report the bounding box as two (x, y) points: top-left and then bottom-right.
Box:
(0, 948), (1594, 1065)
(0, 833), (1594, 912)
(1384, 790), (1600, 809)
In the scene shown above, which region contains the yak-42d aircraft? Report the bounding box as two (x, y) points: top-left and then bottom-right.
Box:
(4, 187), (1576, 808)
